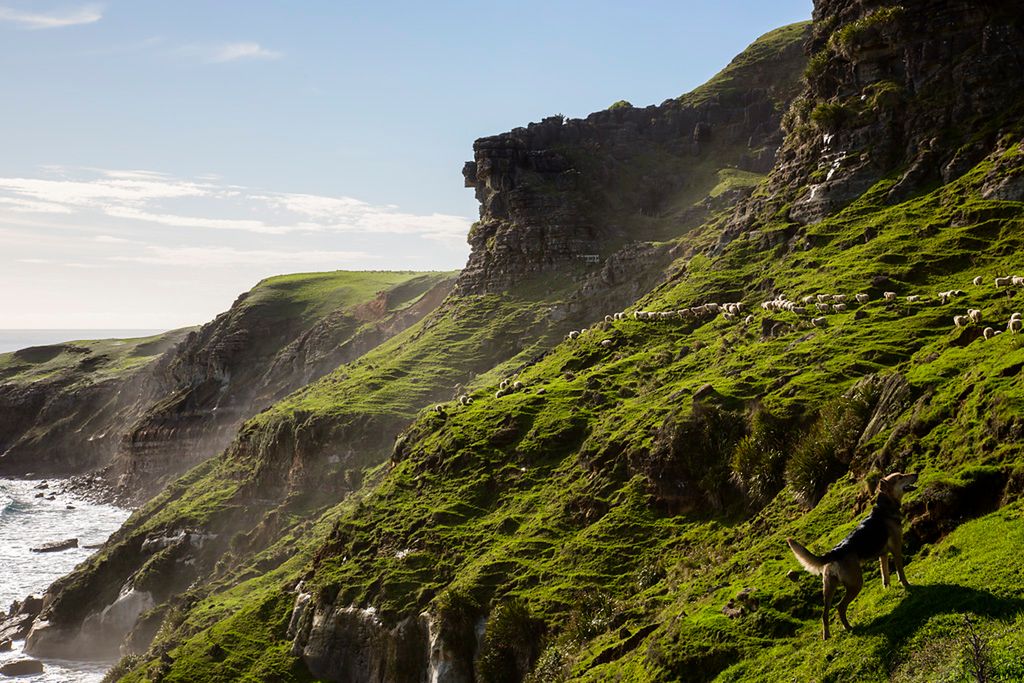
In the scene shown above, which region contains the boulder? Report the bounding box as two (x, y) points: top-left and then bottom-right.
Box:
(0, 638), (10, 651)
(30, 538), (78, 553)
(0, 659), (44, 676)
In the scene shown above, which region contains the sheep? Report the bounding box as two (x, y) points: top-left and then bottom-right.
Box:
(811, 317), (828, 327)
(973, 275), (984, 286)
(953, 315), (969, 328)
(633, 311), (644, 320)
(706, 303), (721, 313)
(816, 302), (831, 313)
(802, 295), (816, 305)
(995, 276), (1012, 288)
(833, 303), (848, 312)
(512, 381), (524, 390)
(567, 330), (581, 340)
(660, 311), (673, 321)
(968, 309), (982, 324)
(604, 315), (614, 323)
(906, 295), (921, 303)
(1014, 276), (1024, 287)
(983, 327), (996, 340)
(458, 396), (474, 406)
(433, 404), (447, 415)
(600, 339), (614, 348)
(495, 389), (506, 399)
(1011, 312), (1022, 321)
(722, 311), (736, 321)
(792, 306), (807, 314)
(499, 379), (509, 390)
(884, 291), (897, 301)
(855, 293), (870, 304)
(834, 294), (847, 303)
(744, 314), (755, 324)
(1010, 318), (1023, 334)
(817, 294), (831, 303)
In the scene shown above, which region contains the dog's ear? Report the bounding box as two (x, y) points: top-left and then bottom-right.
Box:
(877, 473), (896, 495)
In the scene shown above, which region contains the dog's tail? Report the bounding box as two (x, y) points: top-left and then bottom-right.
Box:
(786, 538), (827, 575)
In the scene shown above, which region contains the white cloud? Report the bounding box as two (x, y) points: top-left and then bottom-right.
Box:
(94, 234), (131, 243)
(0, 3), (102, 29)
(0, 167), (473, 242)
(110, 246), (371, 267)
(178, 42), (283, 63)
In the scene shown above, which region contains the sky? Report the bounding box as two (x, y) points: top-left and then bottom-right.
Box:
(0, 0), (812, 329)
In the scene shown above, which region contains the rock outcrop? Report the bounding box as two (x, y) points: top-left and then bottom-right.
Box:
(458, 21), (811, 295)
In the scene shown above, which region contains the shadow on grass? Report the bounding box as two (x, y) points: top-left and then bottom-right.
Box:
(859, 582), (1024, 650)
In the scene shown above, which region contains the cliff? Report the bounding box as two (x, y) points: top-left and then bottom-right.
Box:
(10, 2), (1024, 681)
(459, 21), (809, 295)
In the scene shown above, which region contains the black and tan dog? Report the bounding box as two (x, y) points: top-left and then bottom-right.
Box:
(787, 472), (919, 639)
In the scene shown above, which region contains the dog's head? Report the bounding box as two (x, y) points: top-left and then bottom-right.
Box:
(878, 472), (919, 503)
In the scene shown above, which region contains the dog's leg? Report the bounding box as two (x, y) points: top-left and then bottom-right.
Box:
(879, 555), (890, 588)
(892, 546), (911, 588)
(836, 561), (862, 632)
(822, 572), (837, 640)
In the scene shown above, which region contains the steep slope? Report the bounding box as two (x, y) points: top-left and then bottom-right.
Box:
(5, 20), (815, 678)
(112, 270), (457, 499)
(82, 2), (1024, 681)
(0, 330), (191, 477)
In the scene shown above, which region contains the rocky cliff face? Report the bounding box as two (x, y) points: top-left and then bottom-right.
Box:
(458, 21), (810, 295)
(0, 334), (187, 477)
(112, 272), (456, 500)
(729, 0), (1024, 234)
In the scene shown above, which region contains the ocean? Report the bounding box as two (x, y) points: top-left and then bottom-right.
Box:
(0, 330), (164, 355)
(0, 478), (130, 681)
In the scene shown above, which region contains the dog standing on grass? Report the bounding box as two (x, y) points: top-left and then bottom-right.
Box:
(787, 472), (919, 639)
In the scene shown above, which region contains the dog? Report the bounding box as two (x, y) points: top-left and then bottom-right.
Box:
(787, 471), (919, 639)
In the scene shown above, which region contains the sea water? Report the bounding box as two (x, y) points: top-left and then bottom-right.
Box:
(0, 478), (131, 681)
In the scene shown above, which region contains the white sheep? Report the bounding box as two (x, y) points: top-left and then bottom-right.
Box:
(884, 291), (897, 301)
(811, 317), (827, 327)
(983, 327), (996, 339)
(834, 294), (847, 303)
(604, 315), (614, 323)
(973, 275), (984, 286)
(433, 404), (447, 414)
(513, 381), (524, 390)
(792, 306), (807, 314)
(995, 276), (1012, 288)
(706, 303), (721, 313)
(833, 303), (848, 312)
(817, 302), (831, 313)
(744, 314), (755, 324)
(968, 309), (982, 324)
(906, 295), (921, 303)
(568, 330), (580, 340)
(633, 311), (644, 320)
(855, 293), (870, 303)
(600, 339), (614, 348)
(1011, 312), (1021, 321)
(1014, 276), (1024, 286)
(1010, 319), (1023, 334)
(499, 379), (509, 389)
(816, 294), (831, 303)
(722, 311), (736, 321)
(953, 315), (969, 328)
(802, 295), (816, 304)
(459, 396), (474, 406)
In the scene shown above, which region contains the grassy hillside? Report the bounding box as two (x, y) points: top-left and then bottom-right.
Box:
(101, 130), (1024, 683)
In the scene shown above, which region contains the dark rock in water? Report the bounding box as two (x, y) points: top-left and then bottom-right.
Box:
(65, 504), (75, 510)
(30, 538), (78, 553)
(0, 638), (10, 651)
(33, 482), (48, 490)
(32, 493), (43, 499)
(0, 659), (44, 676)
(19, 596), (42, 617)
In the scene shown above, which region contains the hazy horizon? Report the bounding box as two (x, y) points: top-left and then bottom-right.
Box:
(1, 0), (812, 329)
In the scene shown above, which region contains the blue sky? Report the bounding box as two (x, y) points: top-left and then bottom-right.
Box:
(0, 1), (811, 329)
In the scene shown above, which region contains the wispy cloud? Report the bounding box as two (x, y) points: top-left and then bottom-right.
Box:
(0, 167), (472, 245)
(0, 3), (102, 29)
(178, 41), (284, 63)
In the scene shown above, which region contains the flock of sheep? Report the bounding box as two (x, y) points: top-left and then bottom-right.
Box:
(431, 275), (1023, 416)
(561, 275), (1024, 345)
